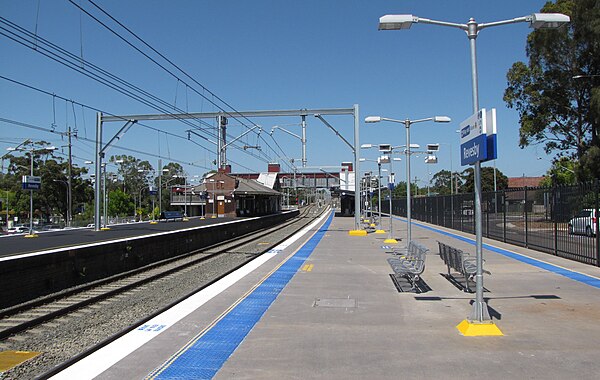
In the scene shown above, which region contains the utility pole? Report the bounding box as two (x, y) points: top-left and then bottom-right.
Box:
(66, 126), (74, 227)
(217, 115), (227, 170)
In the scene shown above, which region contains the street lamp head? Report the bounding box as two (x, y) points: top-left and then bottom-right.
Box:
(365, 116), (382, 123)
(379, 144), (392, 153)
(378, 14), (415, 30)
(529, 13), (570, 29)
(433, 116), (451, 123)
(427, 143), (440, 152)
(360, 143), (373, 149)
(425, 155), (438, 164)
(379, 155), (390, 164)
(359, 158), (366, 162)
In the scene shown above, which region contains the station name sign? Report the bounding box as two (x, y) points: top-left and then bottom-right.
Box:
(22, 175), (42, 190)
(460, 108), (497, 166)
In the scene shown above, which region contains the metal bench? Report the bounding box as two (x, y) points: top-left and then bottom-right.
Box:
(437, 241), (490, 292)
(159, 211), (184, 222)
(386, 241), (428, 290)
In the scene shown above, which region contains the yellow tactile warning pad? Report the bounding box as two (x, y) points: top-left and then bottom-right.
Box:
(0, 350), (41, 372)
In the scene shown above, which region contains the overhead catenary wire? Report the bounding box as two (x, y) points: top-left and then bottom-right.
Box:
(0, 11), (295, 171)
(0, 75), (269, 169)
(71, 0), (293, 170)
(0, 17), (268, 161)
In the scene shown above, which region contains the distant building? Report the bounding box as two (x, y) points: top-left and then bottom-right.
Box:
(508, 176), (544, 188)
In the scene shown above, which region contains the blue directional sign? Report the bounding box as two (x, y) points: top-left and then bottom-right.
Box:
(461, 134), (488, 165)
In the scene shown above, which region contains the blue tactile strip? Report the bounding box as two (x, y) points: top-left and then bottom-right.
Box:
(147, 212), (334, 380)
(391, 215), (600, 289)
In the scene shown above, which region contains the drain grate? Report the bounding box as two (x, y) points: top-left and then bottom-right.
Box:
(313, 298), (356, 308)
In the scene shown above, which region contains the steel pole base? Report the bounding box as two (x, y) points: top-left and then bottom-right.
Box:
(469, 300), (492, 321)
(348, 230), (367, 236)
(456, 319), (503, 336)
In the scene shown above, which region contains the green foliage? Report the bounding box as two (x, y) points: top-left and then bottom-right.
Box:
(109, 155), (153, 195)
(2, 141), (93, 223)
(430, 170), (465, 195)
(108, 189), (134, 217)
(540, 157), (578, 186)
(461, 166), (508, 193)
(504, 0), (600, 180)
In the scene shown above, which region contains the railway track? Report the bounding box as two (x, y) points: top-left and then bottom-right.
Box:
(0, 206), (322, 341)
(0, 205), (328, 379)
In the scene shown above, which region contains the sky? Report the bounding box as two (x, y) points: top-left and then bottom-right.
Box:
(0, 0), (557, 186)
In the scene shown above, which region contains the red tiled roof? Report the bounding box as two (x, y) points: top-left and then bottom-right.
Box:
(508, 176), (544, 188)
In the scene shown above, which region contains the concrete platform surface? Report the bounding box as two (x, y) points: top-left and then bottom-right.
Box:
(57, 210), (600, 380)
(216, 214), (600, 380)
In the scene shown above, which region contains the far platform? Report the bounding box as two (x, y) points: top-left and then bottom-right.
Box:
(0, 216), (235, 259)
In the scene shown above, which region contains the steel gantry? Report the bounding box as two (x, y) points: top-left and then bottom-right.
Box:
(95, 105), (362, 231)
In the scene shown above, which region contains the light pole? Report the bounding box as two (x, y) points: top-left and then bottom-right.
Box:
(359, 157), (387, 234)
(366, 115), (451, 244)
(377, 11), (569, 328)
(101, 163), (109, 230)
(7, 142), (57, 237)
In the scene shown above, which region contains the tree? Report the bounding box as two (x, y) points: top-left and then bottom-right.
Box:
(503, 0), (600, 180)
(539, 157), (578, 186)
(461, 167), (508, 193)
(109, 155), (153, 196)
(430, 170), (465, 195)
(107, 189), (134, 217)
(2, 141), (93, 224)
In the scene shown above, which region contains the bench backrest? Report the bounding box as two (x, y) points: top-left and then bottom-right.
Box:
(161, 211), (183, 219)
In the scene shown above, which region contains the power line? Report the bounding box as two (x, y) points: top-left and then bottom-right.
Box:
(0, 12), (292, 169)
(72, 0), (291, 166)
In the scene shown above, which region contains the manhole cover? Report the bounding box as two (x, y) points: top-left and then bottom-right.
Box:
(313, 298), (356, 308)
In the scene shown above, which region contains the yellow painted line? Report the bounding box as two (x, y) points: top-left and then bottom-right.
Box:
(257, 242), (271, 245)
(0, 350), (41, 371)
(301, 264), (314, 272)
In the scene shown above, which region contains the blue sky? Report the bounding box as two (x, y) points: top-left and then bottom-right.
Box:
(1, 0), (554, 185)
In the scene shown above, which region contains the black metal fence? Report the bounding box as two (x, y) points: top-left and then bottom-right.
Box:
(382, 181), (600, 266)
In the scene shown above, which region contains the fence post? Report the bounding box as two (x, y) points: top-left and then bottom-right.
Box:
(524, 186), (529, 248)
(595, 179), (599, 266)
(552, 183), (558, 256)
(503, 189), (507, 243)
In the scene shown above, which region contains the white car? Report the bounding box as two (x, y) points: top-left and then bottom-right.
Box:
(568, 209), (597, 237)
(7, 225), (28, 234)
